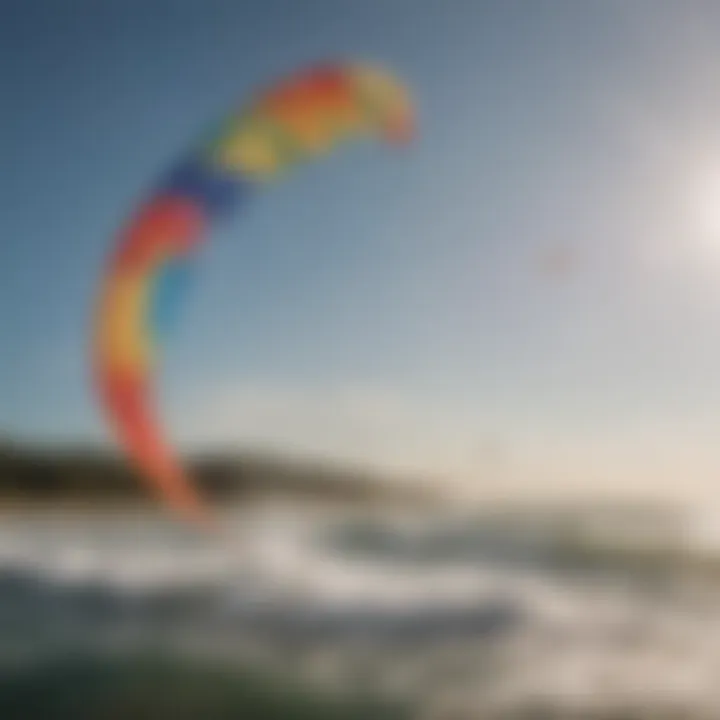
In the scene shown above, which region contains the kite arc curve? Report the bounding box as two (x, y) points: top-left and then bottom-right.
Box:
(92, 62), (415, 526)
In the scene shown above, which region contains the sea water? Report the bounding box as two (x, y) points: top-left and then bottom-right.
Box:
(1, 500), (720, 718)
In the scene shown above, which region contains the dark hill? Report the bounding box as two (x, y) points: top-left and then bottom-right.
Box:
(0, 439), (432, 506)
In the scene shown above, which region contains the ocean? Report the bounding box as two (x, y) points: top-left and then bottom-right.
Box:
(1, 500), (719, 718)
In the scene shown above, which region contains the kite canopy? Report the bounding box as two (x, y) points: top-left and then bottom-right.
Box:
(93, 62), (414, 526)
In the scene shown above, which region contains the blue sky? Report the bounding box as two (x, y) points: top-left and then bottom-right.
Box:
(5, 0), (720, 500)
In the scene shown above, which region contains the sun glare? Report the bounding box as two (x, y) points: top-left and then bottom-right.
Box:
(686, 170), (720, 244)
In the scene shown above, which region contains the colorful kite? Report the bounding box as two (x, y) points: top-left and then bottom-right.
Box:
(92, 62), (414, 526)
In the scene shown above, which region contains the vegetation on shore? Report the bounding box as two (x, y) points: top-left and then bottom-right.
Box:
(0, 439), (431, 506)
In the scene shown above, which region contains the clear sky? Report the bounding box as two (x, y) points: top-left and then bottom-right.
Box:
(5, 0), (720, 501)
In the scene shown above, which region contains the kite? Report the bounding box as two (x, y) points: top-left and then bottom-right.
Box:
(92, 62), (415, 526)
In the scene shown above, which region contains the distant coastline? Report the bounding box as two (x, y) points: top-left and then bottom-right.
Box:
(0, 438), (433, 508)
